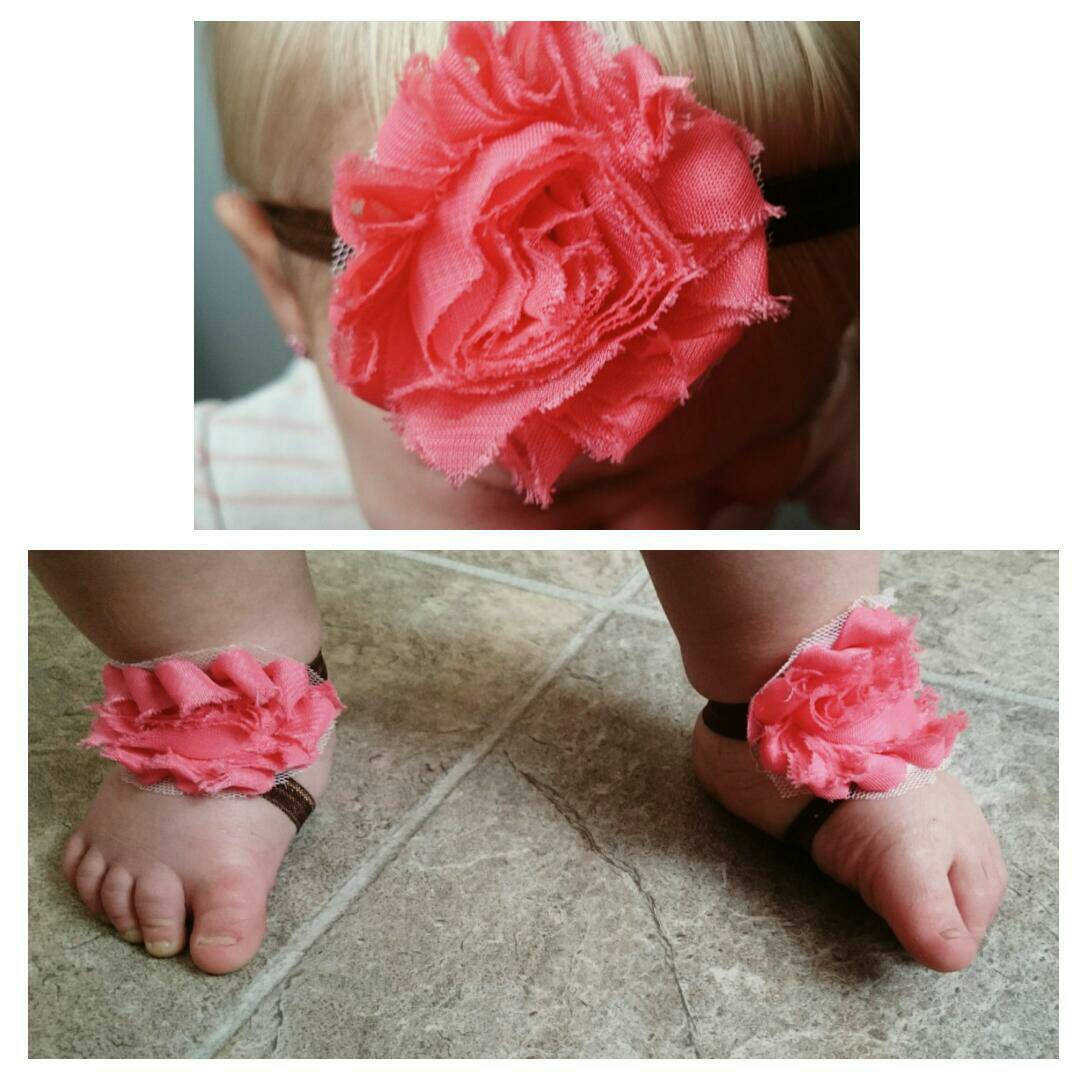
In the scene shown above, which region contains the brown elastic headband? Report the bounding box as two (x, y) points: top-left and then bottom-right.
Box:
(701, 699), (846, 854)
(258, 204), (340, 263)
(763, 161), (859, 247)
(257, 160), (858, 263)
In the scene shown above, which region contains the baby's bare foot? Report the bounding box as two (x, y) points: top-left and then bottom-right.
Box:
(692, 714), (1006, 971)
(60, 735), (333, 974)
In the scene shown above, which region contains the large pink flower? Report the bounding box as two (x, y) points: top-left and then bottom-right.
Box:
(747, 607), (967, 801)
(83, 649), (343, 796)
(329, 21), (787, 506)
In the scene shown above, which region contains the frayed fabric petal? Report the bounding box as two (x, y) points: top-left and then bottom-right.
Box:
(329, 20), (788, 506)
(82, 648), (344, 796)
(747, 604), (967, 801)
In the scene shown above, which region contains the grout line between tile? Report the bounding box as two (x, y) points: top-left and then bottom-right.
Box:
(611, 601), (668, 624)
(191, 566), (649, 1059)
(392, 551), (668, 625)
(389, 550), (632, 611)
(920, 669), (1058, 712)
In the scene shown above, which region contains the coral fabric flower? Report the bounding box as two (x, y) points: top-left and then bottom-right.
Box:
(747, 607), (967, 801)
(83, 649), (343, 796)
(329, 21), (787, 505)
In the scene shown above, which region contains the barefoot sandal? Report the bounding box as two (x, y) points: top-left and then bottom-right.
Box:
(701, 591), (967, 854)
(82, 646), (344, 832)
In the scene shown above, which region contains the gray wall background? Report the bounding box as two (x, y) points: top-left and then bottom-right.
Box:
(195, 23), (291, 402)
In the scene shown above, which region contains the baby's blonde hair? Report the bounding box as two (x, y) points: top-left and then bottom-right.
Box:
(212, 21), (858, 206)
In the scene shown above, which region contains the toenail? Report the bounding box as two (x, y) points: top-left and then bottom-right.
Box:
(940, 927), (968, 940)
(145, 940), (175, 956)
(194, 934), (239, 947)
(120, 929), (142, 944)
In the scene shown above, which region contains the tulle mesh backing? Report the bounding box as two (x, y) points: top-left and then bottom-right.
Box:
(111, 644), (336, 800)
(752, 590), (945, 801)
(331, 236), (354, 277)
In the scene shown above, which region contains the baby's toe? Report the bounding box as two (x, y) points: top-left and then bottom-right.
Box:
(134, 865), (187, 958)
(60, 831), (88, 887)
(948, 846), (1007, 941)
(99, 864), (141, 943)
(870, 850), (979, 972)
(188, 869), (268, 975)
(73, 847), (108, 917)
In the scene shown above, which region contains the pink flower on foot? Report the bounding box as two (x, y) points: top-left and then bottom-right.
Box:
(329, 21), (787, 506)
(83, 649), (343, 796)
(747, 607), (967, 801)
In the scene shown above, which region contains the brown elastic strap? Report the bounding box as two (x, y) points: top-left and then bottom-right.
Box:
(308, 649), (328, 682)
(701, 699), (751, 739)
(256, 161), (858, 264)
(261, 776), (317, 832)
(779, 796), (844, 854)
(258, 650), (329, 831)
(260, 203), (339, 263)
(701, 698), (845, 855)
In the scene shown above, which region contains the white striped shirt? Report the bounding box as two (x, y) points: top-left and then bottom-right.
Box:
(195, 359), (367, 530)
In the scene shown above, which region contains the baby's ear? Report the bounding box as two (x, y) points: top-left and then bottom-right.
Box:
(213, 192), (306, 347)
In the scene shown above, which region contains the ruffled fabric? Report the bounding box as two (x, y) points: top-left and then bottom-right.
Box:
(82, 649), (344, 796)
(747, 607), (967, 801)
(330, 21), (787, 506)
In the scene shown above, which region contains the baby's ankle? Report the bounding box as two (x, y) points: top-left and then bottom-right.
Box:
(691, 713), (812, 837)
(680, 640), (788, 706)
(104, 619), (323, 666)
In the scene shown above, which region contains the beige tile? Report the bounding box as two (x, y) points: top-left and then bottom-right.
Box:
(881, 551), (1058, 699)
(432, 550), (642, 596)
(628, 574), (664, 615)
(28, 555), (589, 1058)
(28, 576), (107, 751)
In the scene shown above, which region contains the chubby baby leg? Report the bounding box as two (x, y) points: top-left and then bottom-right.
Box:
(643, 550), (1006, 971)
(31, 551), (332, 975)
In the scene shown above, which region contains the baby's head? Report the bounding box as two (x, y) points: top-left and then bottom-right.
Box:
(210, 21), (858, 350)
(209, 22), (859, 522)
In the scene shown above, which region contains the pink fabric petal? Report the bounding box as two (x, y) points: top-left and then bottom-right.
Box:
(126, 722), (262, 761)
(389, 338), (620, 483)
(497, 415), (580, 505)
(210, 649), (279, 705)
(264, 656), (316, 710)
(650, 109), (770, 235)
(102, 664), (174, 717)
(548, 344), (694, 466)
(850, 752), (910, 793)
(153, 659), (240, 713)
(834, 605), (915, 650)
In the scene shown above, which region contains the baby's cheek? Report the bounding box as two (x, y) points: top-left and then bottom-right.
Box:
(712, 426), (812, 504)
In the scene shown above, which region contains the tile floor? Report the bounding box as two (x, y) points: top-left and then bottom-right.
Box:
(28, 551), (1058, 1057)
